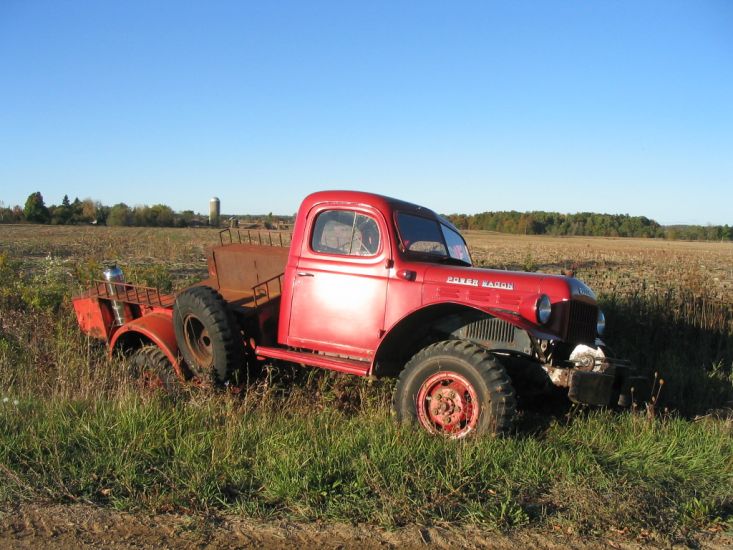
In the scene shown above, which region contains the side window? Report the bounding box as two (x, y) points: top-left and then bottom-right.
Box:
(311, 210), (381, 256)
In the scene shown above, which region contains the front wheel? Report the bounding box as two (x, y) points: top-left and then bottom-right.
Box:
(393, 340), (516, 438)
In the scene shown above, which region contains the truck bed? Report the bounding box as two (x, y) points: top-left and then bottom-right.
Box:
(202, 242), (290, 315)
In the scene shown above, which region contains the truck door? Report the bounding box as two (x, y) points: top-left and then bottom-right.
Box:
(287, 205), (390, 358)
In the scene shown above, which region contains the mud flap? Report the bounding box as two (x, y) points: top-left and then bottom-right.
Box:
(568, 370), (615, 406)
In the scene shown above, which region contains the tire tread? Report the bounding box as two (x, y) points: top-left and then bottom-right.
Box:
(173, 286), (244, 385)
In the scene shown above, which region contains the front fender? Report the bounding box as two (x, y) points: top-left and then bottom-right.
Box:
(373, 301), (555, 377)
(372, 302), (490, 376)
(109, 311), (184, 379)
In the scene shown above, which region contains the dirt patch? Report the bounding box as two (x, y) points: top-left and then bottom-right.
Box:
(0, 504), (729, 549)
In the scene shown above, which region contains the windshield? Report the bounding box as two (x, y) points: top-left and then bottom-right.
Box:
(441, 222), (472, 263)
(396, 212), (472, 265)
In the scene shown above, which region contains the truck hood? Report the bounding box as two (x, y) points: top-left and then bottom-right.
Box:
(424, 265), (595, 300)
(422, 265), (597, 328)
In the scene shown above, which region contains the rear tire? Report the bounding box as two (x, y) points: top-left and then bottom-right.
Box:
(173, 286), (244, 385)
(129, 345), (180, 393)
(393, 340), (516, 438)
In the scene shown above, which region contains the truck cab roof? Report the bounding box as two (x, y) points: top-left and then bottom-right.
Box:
(301, 189), (462, 234)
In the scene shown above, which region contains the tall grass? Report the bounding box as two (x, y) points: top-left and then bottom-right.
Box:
(1, 393), (731, 534)
(602, 288), (733, 412)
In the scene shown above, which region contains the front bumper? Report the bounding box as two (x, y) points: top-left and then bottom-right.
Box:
(544, 352), (647, 407)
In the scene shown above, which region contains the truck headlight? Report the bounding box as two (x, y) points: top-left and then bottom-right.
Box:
(536, 295), (552, 324)
(597, 310), (606, 336)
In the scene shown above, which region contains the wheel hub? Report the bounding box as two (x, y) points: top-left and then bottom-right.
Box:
(416, 372), (479, 438)
(183, 314), (214, 368)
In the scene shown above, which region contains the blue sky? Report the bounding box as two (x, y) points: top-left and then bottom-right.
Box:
(1, 1), (731, 225)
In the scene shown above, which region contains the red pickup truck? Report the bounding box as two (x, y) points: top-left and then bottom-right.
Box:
(73, 190), (641, 438)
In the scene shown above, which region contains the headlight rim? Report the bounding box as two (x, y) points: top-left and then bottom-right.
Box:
(597, 309), (606, 336)
(536, 294), (552, 325)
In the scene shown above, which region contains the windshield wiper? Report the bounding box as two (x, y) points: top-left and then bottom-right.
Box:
(404, 249), (471, 267)
(438, 256), (472, 267)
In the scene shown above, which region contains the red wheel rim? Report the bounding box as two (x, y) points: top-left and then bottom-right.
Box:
(183, 314), (213, 368)
(416, 371), (479, 438)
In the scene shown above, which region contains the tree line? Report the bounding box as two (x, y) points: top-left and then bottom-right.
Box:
(0, 192), (203, 227)
(446, 210), (732, 241)
(1, 191), (730, 241)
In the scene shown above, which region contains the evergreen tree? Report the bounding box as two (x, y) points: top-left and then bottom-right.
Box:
(52, 194), (73, 224)
(23, 192), (50, 223)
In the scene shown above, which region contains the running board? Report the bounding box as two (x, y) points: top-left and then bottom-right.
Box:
(255, 346), (371, 376)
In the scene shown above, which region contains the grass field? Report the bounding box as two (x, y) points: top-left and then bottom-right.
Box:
(0, 224), (731, 541)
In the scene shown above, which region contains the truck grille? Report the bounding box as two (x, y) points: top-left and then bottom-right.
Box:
(566, 301), (598, 344)
(462, 317), (516, 344)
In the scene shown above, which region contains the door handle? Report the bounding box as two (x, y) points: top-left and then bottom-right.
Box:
(296, 272), (314, 277)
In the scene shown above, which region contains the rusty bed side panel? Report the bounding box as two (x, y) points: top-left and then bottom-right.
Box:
(72, 280), (176, 342)
(210, 244), (289, 292)
(199, 275), (284, 318)
(72, 295), (115, 340)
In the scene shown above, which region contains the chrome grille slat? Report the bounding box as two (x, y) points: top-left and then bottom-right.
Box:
(463, 318), (516, 343)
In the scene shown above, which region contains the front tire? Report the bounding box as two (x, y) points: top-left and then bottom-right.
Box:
(393, 340), (516, 438)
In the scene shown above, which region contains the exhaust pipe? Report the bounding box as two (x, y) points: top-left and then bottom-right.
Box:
(103, 265), (131, 326)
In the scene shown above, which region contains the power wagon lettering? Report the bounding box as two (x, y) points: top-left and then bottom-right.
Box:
(446, 277), (515, 290)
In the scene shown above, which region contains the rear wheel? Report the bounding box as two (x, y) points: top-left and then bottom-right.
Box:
(393, 340), (516, 438)
(129, 345), (179, 393)
(173, 286), (244, 385)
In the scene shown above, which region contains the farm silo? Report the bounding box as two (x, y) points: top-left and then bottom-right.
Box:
(209, 197), (220, 227)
